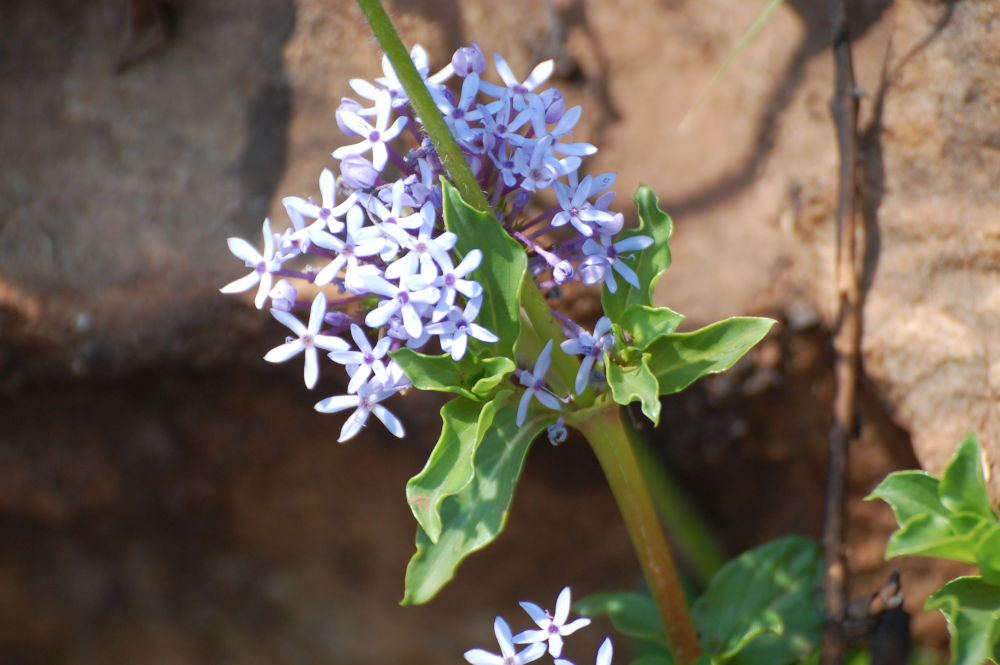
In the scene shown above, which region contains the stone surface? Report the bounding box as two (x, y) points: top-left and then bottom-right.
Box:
(859, 0), (1000, 488)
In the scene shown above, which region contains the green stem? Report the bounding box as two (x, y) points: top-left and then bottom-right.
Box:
(571, 407), (701, 665)
(355, 0), (491, 214)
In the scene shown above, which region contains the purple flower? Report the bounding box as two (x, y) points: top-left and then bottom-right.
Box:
(263, 292), (350, 389)
(220, 218), (282, 309)
(362, 274), (439, 339)
(309, 204), (385, 287)
(581, 234), (654, 293)
(480, 54), (554, 106)
(281, 168), (353, 236)
(314, 380), (405, 442)
(424, 299), (498, 361)
(327, 324), (393, 394)
(560, 317), (613, 395)
(464, 617), (547, 665)
(513, 587), (592, 658)
(332, 90), (407, 171)
(515, 340), (564, 426)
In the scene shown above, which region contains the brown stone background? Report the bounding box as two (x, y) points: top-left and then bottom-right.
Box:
(1, 0), (997, 663)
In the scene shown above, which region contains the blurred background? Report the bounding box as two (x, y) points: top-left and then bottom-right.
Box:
(2, 0), (998, 663)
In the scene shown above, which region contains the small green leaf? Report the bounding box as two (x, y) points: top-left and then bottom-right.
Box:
(402, 393), (554, 604)
(606, 353), (661, 425)
(575, 590), (668, 645)
(866, 470), (947, 525)
(925, 576), (1000, 665)
(602, 186), (674, 322)
(392, 348), (515, 400)
(645, 317), (775, 395)
(442, 180), (525, 359)
(693, 535), (823, 665)
(405, 396), (500, 543)
(940, 434), (995, 520)
(621, 304), (685, 348)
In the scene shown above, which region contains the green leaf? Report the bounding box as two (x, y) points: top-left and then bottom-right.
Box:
(442, 180), (525, 359)
(940, 434), (995, 520)
(976, 526), (1000, 585)
(620, 304), (685, 348)
(866, 470), (947, 525)
(575, 590), (669, 645)
(401, 393), (554, 604)
(926, 576), (1000, 665)
(391, 348), (515, 400)
(645, 317), (775, 395)
(867, 435), (999, 564)
(693, 535), (823, 665)
(405, 396), (500, 543)
(884, 512), (985, 563)
(606, 353), (661, 425)
(602, 186), (674, 322)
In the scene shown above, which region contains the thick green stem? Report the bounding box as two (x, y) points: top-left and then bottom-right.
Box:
(355, 0), (491, 214)
(572, 407), (701, 665)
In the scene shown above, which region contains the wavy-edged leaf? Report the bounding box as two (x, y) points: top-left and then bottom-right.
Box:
(402, 393), (554, 604)
(442, 180), (524, 359)
(606, 352), (661, 425)
(926, 576), (1000, 665)
(405, 396), (500, 544)
(866, 470), (946, 525)
(392, 348), (515, 400)
(602, 186), (674, 322)
(645, 317), (775, 395)
(693, 535), (823, 665)
(621, 304), (685, 348)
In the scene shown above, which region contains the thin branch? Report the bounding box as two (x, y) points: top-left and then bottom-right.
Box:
(822, 1), (861, 664)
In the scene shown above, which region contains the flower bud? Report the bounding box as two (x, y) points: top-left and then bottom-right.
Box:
(451, 42), (485, 77)
(338, 155), (379, 190)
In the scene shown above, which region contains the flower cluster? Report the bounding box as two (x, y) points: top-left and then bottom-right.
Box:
(464, 587), (611, 665)
(221, 42), (650, 440)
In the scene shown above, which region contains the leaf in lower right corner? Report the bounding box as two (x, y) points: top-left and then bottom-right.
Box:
(925, 576), (1000, 665)
(692, 535), (823, 665)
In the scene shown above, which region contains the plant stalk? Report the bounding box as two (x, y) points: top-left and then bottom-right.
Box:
(573, 407), (701, 665)
(355, 0), (492, 214)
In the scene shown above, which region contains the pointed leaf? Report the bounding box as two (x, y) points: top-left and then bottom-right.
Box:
(405, 396), (500, 543)
(940, 433), (995, 520)
(925, 576), (1000, 665)
(645, 317), (775, 395)
(442, 181), (525, 359)
(606, 352), (661, 425)
(402, 392), (554, 604)
(602, 186), (673, 322)
(392, 348), (515, 400)
(693, 535), (823, 665)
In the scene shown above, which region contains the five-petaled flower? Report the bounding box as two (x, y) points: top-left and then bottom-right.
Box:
(264, 292), (350, 389)
(513, 586), (592, 658)
(464, 616), (547, 665)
